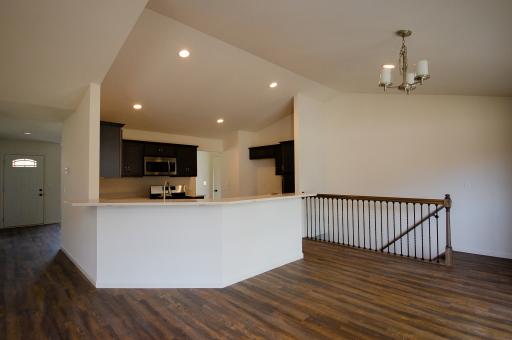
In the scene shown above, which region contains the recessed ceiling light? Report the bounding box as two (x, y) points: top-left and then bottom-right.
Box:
(178, 49), (190, 58)
(216, 118), (224, 124)
(133, 104), (142, 110)
(24, 132), (32, 135)
(382, 64), (395, 69)
(269, 82), (278, 88)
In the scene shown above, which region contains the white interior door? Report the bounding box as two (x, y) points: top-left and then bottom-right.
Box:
(3, 155), (44, 227)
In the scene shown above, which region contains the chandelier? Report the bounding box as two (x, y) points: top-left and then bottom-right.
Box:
(378, 30), (430, 94)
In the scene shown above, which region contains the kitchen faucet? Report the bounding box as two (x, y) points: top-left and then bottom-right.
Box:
(163, 180), (168, 202)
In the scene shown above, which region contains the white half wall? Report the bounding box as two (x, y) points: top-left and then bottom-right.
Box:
(294, 92), (512, 259)
(0, 139), (61, 227)
(61, 83), (101, 283)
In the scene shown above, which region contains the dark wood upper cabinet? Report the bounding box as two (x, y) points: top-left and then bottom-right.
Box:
(118, 139), (198, 178)
(144, 142), (177, 157)
(249, 145), (276, 159)
(176, 145), (198, 177)
(122, 140), (145, 177)
(100, 121), (124, 178)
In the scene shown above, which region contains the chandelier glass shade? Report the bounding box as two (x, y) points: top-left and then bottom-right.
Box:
(379, 30), (430, 94)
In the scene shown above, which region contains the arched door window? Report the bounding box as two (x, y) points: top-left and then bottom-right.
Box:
(11, 158), (38, 168)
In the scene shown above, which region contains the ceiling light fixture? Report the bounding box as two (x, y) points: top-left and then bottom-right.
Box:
(269, 82), (278, 88)
(379, 30), (430, 94)
(382, 64), (395, 69)
(216, 118), (224, 124)
(133, 104), (142, 110)
(178, 49), (190, 58)
(24, 132), (32, 135)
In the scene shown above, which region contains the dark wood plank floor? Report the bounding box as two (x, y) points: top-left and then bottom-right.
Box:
(1, 224), (512, 339)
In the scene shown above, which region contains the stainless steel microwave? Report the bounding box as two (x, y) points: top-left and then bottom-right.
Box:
(144, 157), (177, 176)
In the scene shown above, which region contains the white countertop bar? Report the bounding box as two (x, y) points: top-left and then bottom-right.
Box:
(71, 193), (312, 207)
(64, 193), (307, 288)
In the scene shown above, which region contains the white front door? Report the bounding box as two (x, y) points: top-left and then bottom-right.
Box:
(3, 155), (44, 227)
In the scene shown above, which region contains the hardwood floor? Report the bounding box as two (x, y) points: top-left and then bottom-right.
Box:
(1, 224), (511, 339)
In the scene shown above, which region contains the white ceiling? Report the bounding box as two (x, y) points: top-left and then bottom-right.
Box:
(0, 0), (147, 142)
(101, 9), (330, 138)
(149, 0), (512, 97)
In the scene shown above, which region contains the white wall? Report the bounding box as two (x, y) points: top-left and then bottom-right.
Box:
(221, 115), (294, 198)
(0, 139), (61, 227)
(61, 83), (101, 283)
(294, 92), (512, 258)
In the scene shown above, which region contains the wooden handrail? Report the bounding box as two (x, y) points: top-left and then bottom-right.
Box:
(316, 194), (446, 206)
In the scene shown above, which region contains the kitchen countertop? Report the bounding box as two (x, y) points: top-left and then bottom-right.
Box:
(71, 193), (313, 207)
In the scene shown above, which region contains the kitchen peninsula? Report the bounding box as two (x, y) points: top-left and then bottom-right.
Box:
(67, 194), (307, 288)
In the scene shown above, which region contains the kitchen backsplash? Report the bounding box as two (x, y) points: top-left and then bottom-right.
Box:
(100, 177), (196, 198)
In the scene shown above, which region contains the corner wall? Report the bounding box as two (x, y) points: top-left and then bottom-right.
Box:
(221, 115), (294, 198)
(294, 92), (512, 258)
(61, 83), (101, 283)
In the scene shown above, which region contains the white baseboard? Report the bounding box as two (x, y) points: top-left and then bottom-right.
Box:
(455, 246), (512, 260)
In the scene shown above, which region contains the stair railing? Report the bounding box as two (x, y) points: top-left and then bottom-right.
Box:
(303, 194), (453, 265)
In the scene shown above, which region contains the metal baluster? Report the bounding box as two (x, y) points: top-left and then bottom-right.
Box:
(413, 203), (417, 259)
(421, 204), (424, 260)
(311, 198), (314, 240)
(336, 199), (340, 244)
(399, 202), (403, 256)
(362, 200), (366, 248)
(351, 199), (355, 247)
(357, 200), (361, 248)
(379, 201), (383, 252)
(374, 201), (378, 251)
(436, 206), (440, 263)
(386, 202), (390, 254)
(368, 200), (372, 250)
(406, 203), (410, 257)
(326, 198), (330, 242)
(392, 202), (396, 255)
(428, 204), (432, 261)
(340, 199), (344, 244)
(322, 198), (326, 241)
(331, 198), (335, 243)
(316, 197), (319, 241)
(306, 198), (309, 239)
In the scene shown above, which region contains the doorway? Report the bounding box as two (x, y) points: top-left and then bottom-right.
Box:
(196, 151), (222, 199)
(3, 154), (44, 227)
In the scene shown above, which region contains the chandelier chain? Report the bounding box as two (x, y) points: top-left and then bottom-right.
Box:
(398, 36), (407, 76)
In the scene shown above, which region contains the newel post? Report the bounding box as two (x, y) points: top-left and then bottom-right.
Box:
(444, 194), (453, 266)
